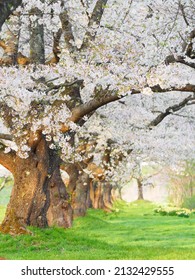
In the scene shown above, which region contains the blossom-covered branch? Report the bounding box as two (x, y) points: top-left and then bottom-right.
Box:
(148, 94), (195, 127)
(0, 0), (22, 30)
(0, 133), (13, 141)
(60, 9), (75, 53)
(165, 55), (195, 69)
(150, 84), (195, 93)
(81, 0), (109, 49)
(61, 86), (140, 132)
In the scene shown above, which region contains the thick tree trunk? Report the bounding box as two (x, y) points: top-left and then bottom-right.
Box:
(93, 181), (102, 209)
(86, 180), (92, 209)
(110, 184), (122, 202)
(102, 182), (113, 210)
(137, 178), (144, 200)
(111, 188), (118, 202)
(89, 179), (95, 207)
(63, 163), (78, 194)
(118, 187), (123, 200)
(90, 180), (112, 211)
(63, 163), (90, 217)
(72, 171), (90, 217)
(0, 137), (72, 235)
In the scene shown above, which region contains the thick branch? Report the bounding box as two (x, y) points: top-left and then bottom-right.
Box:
(71, 94), (119, 122)
(60, 86), (140, 132)
(29, 6), (45, 64)
(88, 0), (108, 28)
(81, 0), (108, 49)
(149, 94), (195, 127)
(185, 29), (195, 57)
(61, 91), (119, 132)
(80, 0), (90, 20)
(0, 133), (13, 141)
(177, 58), (195, 69)
(52, 28), (63, 63)
(151, 83), (195, 93)
(165, 54), (195, 69)
(0, 0), (22, 30)
(60, 10), (75, 53)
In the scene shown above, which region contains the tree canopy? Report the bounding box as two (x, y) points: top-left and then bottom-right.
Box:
(0, 0), (194, 161)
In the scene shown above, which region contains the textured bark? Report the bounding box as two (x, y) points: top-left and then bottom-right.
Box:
(0, 14), (21, 65)
(29, 7), (45, 64)
(72, 171), (90, 217)
(90, 181), (105, 210)
(93, 181), (102, 209)
(81, 0), (109, 49)
(63, 163), (78, 193)
(64, 163), (91, 217)
(111, 187), (121, 202)
(60, 10), (75, 53)
(90, 181), (100, 209)
(102, 182), (113, 210)
(86, 180), (93, 209)
(60, 86), (140, 134)
(46, 29), (62, 64)
(0, 137), (72, 235)
(111, 188), (117, 202)
(89, 180), (114, 211)
(89, 179), (95, 207)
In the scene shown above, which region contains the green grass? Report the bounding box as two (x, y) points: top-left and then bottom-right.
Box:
(0, 185), (12, 205)
(0, 200), (195, 260)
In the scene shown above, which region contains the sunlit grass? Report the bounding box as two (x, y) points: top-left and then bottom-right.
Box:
(0, 200), (195, 260)
(0, 206), (6, 223)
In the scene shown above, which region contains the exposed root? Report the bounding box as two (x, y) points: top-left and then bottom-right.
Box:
(0, 211), (32, 235)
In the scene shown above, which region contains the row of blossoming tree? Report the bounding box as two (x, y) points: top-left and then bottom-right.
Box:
(0, 0), (194, 234)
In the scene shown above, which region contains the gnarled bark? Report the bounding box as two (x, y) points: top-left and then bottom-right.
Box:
(102, 182), (113, 210)
(63, 163), (91, 218)
(72, 171), (90, 217)
(29, 6), (45, 64)
(0, 137), (72, 235)
(90, 180), (113, 211)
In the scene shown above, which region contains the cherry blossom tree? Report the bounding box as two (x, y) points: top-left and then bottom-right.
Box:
(0, 0), (195, 234)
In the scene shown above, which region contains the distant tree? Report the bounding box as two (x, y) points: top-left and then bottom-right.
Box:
(129, 161), (162, 201)
(168, 161), (195, 207)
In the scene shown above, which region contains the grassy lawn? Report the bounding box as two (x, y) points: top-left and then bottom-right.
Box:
(0, 199), (195, 260)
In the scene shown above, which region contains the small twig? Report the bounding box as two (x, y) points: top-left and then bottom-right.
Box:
(45, 79), (84, 94)
(80, 0), (90, 21)
(148, 94), (195, 128)
(0, 176), (12, 192)
(179, 2), (189, 26)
